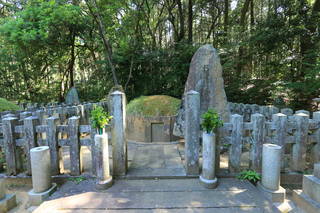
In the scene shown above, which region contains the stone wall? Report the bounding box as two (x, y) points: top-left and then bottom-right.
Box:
(126, 115), (179, 142)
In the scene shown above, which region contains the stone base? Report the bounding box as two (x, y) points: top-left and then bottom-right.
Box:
(302, 175), (320, 203)
(293, 190), (320, 213)
(0, 194), (17, 212)
(257, 182), (285, 203)
(96, 176), (113, 190)
(199, 176), (218, 189)
(28, 183), (57, 206)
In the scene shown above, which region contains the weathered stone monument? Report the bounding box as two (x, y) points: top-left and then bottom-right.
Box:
(65, 87), (80, 105)
(174, 44), (230, 137)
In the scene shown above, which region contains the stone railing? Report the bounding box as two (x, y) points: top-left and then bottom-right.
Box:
(0, 92), (126, 178)
(0, 115), (99, 176)
(223, 111), (320, 174)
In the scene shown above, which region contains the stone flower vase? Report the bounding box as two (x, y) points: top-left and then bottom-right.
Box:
(94, 132), (113, 189)
(199, 131), (218, 189)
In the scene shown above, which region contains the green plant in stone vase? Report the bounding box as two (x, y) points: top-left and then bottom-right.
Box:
(201, 109), (223, 134)
(90, 105), (112, 135)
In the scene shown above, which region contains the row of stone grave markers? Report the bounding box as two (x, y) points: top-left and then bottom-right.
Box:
(228, 102), (312, 122)
(0, 101), (108, 126)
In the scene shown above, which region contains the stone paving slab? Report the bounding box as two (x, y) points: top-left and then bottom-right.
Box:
(34, 178), (279, 213)
(47, 207), (264, 213)
(127, 144), (185, 178)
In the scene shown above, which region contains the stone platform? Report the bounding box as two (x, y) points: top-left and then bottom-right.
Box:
(34, 178), (279, 213)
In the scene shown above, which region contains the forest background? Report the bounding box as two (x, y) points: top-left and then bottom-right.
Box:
(0, 0), (319, 110)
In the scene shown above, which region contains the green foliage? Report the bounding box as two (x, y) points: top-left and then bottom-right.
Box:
(68, 176), (86, 185)
(237, 170), (261, 184)
(201, 109), (223, 134)
(126, 95), (181, 116)
(0, 98), (20, 112)
(0, 0), (319, 110)
(90, 106), (112, 134)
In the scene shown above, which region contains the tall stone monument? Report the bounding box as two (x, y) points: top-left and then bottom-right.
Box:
(65, 87), (80, 105)
(174, 44), (230, 137)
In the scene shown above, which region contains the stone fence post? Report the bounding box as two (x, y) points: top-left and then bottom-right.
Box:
(24, 116), (39, 175)
(291, 113), (309, 172)
(272, 113), (287, 171)
(46, 116), (60, 175)
(312, 111), (320, 164)
(2, 117), (20, 175)
(111, 91), (127, 176)
(229, 114), (243, 173)
(185, 90), (200, 175)
(250, 113), (266, 172)
(68, 116), (81, 176)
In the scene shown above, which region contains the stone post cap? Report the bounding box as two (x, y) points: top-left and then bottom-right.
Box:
(294, 112), (309, 117)
(186, 90), (199, 95)
(2, 117), (18, 121)
(24, 115), (38, 120)
(263, 143), (281, 150)
(30, 146), (49, 153)
(69, 116), (80, 120)
(272, 113), (287, 117)
(111, 90), (124, 95)
(231, 114), (243, 118)
(251, 113), (264, 117)
(314, 163), (320, 179)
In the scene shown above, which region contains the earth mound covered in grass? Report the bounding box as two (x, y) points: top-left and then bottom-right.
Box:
(127, 95), (181, 116)
(0, 98), (20, 112)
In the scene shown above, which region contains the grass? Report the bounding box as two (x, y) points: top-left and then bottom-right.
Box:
(126, 95), (181, 116)
(0, 98), (20, 112)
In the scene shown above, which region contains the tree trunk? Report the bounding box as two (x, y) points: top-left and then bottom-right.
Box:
(224, 0), (229, 34)
(85, 0), (119, 86)
(237, 0), (251, 78)
(188, 0), (193, 43)
(177, 0), (185, 42)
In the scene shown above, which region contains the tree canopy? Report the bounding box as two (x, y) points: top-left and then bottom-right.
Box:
(0, 0), (319, 110)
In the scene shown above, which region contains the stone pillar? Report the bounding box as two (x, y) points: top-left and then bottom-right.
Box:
(28, 146), (57, 206)
(200, 132), (217, 188)
(257, 144), (286, 203)
(185, 90), (200, 175)
(0, 179), (16, 212)
(111, 91), (127, 176)
(95, 134), (113, 189)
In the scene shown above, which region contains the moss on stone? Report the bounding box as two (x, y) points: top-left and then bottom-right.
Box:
(127, 95), (181, 116)
(0, 98), (20, 112)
